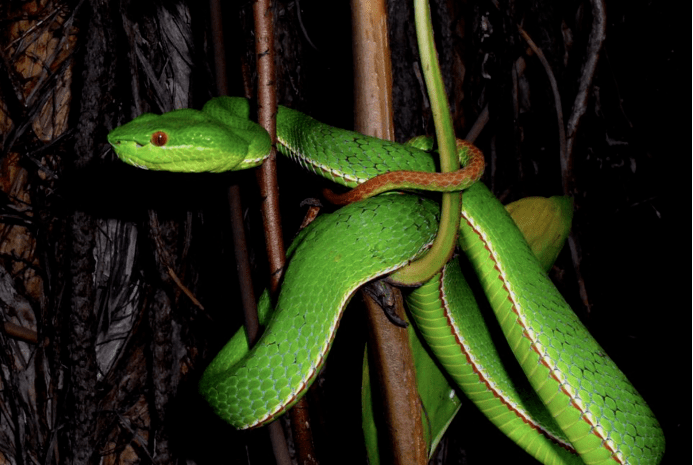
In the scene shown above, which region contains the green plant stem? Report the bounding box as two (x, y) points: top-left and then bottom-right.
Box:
(388, 0), (460, 285)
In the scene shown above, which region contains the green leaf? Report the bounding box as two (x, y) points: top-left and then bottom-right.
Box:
(505, 195), (573, 271)
(361, 319), (462, 464)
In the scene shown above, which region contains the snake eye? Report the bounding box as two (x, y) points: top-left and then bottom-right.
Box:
(151, 131), (168, 146)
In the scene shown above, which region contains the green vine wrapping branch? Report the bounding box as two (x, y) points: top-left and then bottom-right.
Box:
(108, 97), (664, 465)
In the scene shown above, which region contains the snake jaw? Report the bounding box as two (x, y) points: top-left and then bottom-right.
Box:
(108, 139), (148, 170)
(122, 156), (150, 170)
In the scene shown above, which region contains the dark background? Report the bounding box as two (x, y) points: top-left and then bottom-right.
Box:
(0, 0), (686, 463)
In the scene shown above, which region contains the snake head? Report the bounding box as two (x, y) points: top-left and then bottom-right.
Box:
(107, 108), (270, 173)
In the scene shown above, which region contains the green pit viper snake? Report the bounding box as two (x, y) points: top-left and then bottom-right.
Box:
(108, 96), (664, 464)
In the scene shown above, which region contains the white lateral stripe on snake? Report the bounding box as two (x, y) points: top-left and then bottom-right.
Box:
(107, 96), (665, 464)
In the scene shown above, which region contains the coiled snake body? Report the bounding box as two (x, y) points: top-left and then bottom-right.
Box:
(108, 97), (664, 465)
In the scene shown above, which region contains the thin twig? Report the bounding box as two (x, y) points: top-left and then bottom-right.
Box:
(464, 104), (489, 144)
(166, 267), (204, 310)
(208, 0), (260, 346)
(565, 0), (607, 172)
(148, 211), (205, 310)
(563, 0), (606, 313)
(518, 18), (602, 313)
(253, 1), (315, 464)
(518, 26), (567, 185)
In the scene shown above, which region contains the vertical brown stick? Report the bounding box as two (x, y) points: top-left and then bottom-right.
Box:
(208, 1), (291, 463)
(352, 0), (427, 463)
(253, 1), (317, 464)
(253, 2), (283, 292)
(209, 0), (260, 352)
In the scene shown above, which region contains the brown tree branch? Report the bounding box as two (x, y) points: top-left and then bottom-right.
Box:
(352, 0), (426, 463)
(253, 1), (316, 464)
(518, 10), (606, 313)
(208, 0), (260, 352)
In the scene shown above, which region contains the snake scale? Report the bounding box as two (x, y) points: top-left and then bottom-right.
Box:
(108, 96), (664, 464)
